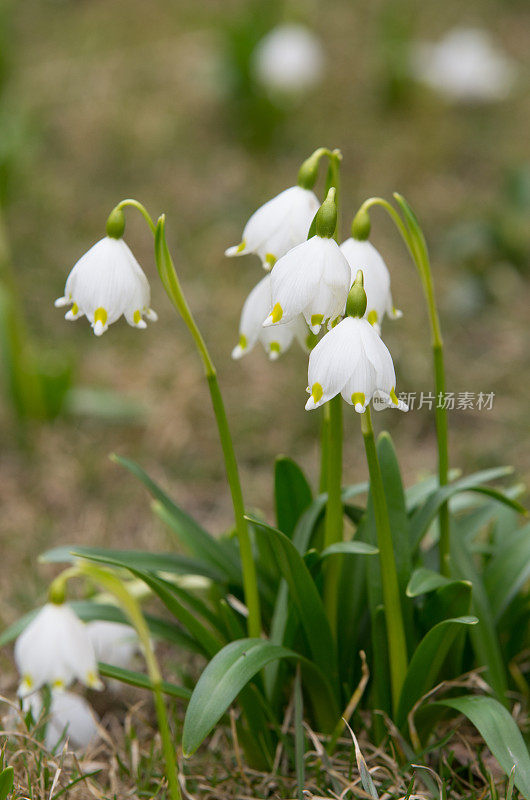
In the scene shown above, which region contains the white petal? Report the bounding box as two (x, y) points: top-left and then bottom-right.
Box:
(87, 621), (140, 671)
(43, 692), (99, 752)
(340, 238), (396, 328)
(236, 275), (273, 355)
(306, 317), (363, 408)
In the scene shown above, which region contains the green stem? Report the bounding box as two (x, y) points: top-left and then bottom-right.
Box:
(361, 407), (407, 714)
(358, 196), (450, 575)
(75, 564), (182, 800)
(153, 214), (261, 638)
(114, 200), (262, 637)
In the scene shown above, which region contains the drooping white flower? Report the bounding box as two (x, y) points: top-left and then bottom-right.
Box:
(55, 236), (158, 336)
(225, 185), (320, 269)
(87, 621), (141, 671)
(305, 271), (408, 414)
(25, 691), (99, 752)
(305, 316), (408, 413)
(232, 274), (309, 361)
(251, 24), (325, 96)
(15, 603), (103, 696)
(263, 188), (350, 334)
(340, 237), (401, 331)
(410, 28), (517, 103)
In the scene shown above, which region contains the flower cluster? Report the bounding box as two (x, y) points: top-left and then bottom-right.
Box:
(227, 157), (407, 414)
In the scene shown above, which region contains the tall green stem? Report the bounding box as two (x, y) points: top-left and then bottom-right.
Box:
(361, 408), (407, 713)
(113, 201), (262, 638)
(357, 195), (450, 575)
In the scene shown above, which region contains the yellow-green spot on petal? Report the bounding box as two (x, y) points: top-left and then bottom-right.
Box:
(390, 387), (399, 405)
(271, 303), (283, 323)
(236, 240), (246, 254)
(87, 671), (100, 688)
(133, 309), (142, 324)
(367, 309), (378, 326)
(265, 253), (277, 268)
(71, 303), (79, 315)
(52, 679), (65, 690)
(238, 333), (247, 350)
(311, 313), (323, 328)
(94, 307), (107, 326)
(311, 382), (323, 403)
(22, 674), (33, 690)
(270, 342), (280, 353)
(352, 392), (366, 407)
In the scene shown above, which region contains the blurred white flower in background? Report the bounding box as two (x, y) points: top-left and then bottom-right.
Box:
(251, 24), (325, 97)
(411, 27), (517, 103)
(25, 691), (99, 752)
(232, 274), (309, 361)
(87, 621), (141, 671)
(225, 185), (320, 269)
(15, 603), (103, 696)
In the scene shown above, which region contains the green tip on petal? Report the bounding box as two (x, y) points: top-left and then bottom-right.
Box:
(265, 253), (276, 268)
(106, 207), (126, 239)
(313, 187), (337, 239)
(238, 333), (247, 350)
(346, 270), (367, 318)
(366, 309), (378, 326)
(351, 208), (371, 241)
(271, 303), (283, 323)
(311, 382), (323, 403)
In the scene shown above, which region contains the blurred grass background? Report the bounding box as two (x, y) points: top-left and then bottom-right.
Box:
(0, 0), (528, 622)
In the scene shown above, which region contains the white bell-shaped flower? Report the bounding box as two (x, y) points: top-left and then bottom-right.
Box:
(87, 621), (141, 671)
(225, 185), (320, 269)
(305, 271), (408, 414)
(263, 188), (350, 334)
(340, 237), (401, 331)
(15, 603), (103, 696)
(25, 691), (99, 752)
(411, 28), (517, 103)
(55, 213), (157, 336)
(251, 24), (325, 96)
(232, 274), (309, 361)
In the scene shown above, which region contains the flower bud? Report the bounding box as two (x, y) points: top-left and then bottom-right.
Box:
(297, 149), (324, 190)
(105, 207), (126, 239)
(346, 270), (367, 318)
(313, 187), (337, 239)
(351, 208), (371, 241)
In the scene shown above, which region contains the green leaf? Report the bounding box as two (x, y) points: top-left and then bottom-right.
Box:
(320, 541), (378, 559)
(406, 568), (452, 597)
(275, 456), (312, 537)
(0, 766), (14, 799)
(396, 616), (477, 726)
(41, 544), (227, 584)
(435, 696), (530, 798)
(248, 517), (338, 684)
(183, 638), (332, 756)
(484, 523), (530, 621)
(112, 454), (241, 581)
(99, 662), (191, 700)
(410, 467), (524, 549)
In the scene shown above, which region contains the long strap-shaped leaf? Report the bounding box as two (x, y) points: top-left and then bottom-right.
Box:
(99, 662), (191, 699)
(396, 616), (477, 726)
(410, 466), (525, 550)
(113, 454), (241, 581)
(182, 638), (338, 756)
(248, 517), (338, 686)
(434, 695), (530, 799)
(484, 522), (530, 621)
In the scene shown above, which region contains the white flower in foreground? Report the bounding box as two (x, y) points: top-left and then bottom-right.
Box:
(305, 271), (408, 414)
(15, 603), (103, 696)
(251, 24), (325, 96)
(55, 209), (157, 335)
(340, 237), (401, 331)
(26, 691), (99, 752)
(411, 28), (517, 103)
(87, 621), (141, 670)
(232, 274), (309, 361)
(225, 185), (320, 269)
(264, 188), (350, 334)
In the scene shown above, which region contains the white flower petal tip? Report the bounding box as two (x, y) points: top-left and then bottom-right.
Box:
(354, 403), (367, 414)
(309, 323), (322, 335)
(390, 307), (403, 320)
(231, 344), (245, 360)
(225, 242), (248, 258)
(57, 237), (153, 336)
(304, 396), (317, 411)
(268, 348), (280, 361)
(64, 309), (81, 322)
(262, 313), (274, 327)
(145, 308), (158, 322)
